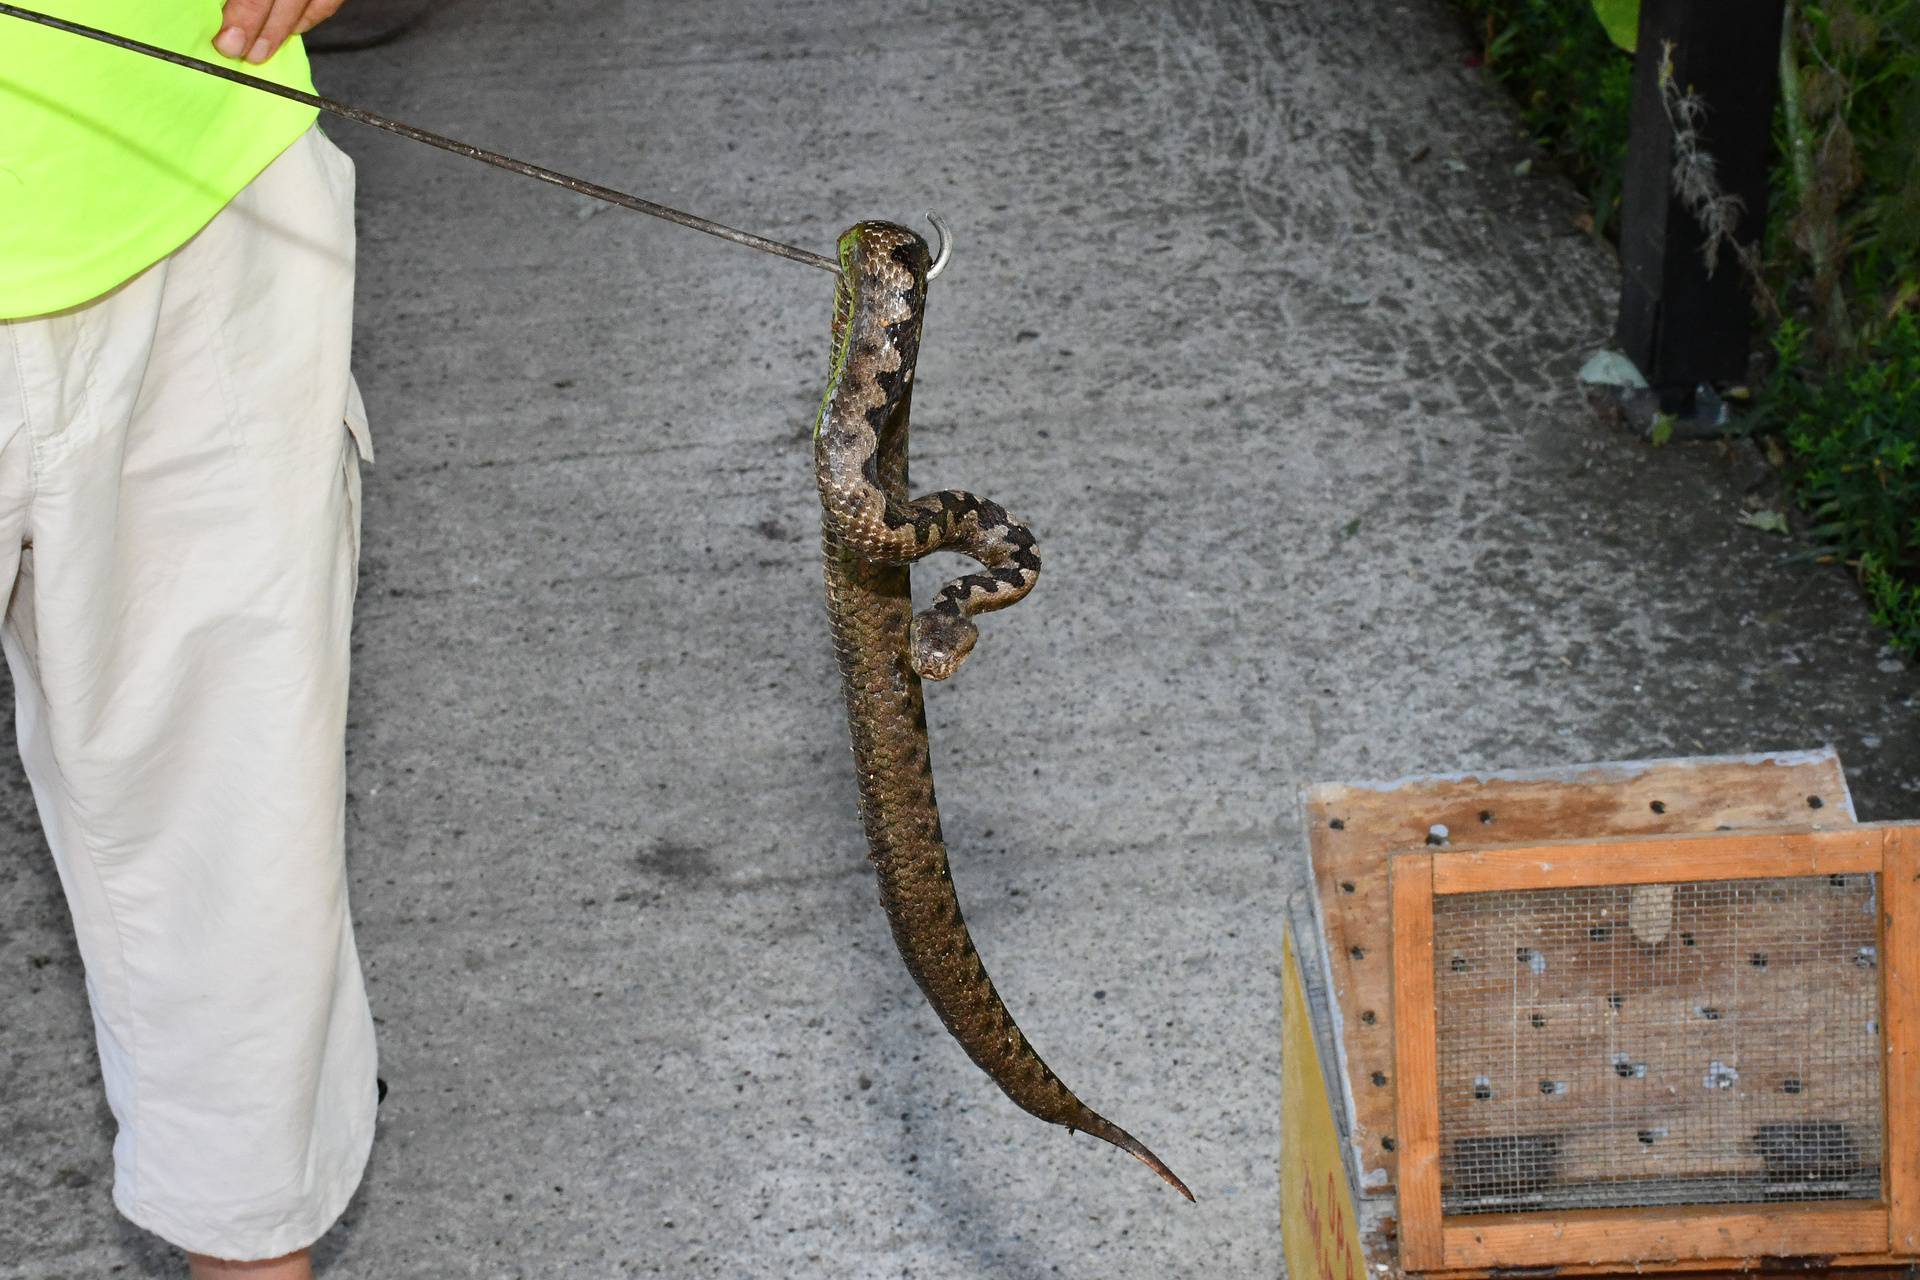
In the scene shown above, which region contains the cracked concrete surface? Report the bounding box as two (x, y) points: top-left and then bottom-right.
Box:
(2, 0), (1915, 1276)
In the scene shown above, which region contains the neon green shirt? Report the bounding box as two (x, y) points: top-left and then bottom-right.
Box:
(0, 2), (317, 318)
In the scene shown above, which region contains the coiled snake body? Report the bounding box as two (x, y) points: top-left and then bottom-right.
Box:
(814, 221), (1190, 1200)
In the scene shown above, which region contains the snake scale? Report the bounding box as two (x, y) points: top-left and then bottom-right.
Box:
(813, 220), (1191, 1201)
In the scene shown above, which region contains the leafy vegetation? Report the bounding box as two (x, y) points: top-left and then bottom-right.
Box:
(1453, 0), (1635, 237)
(1455, 0), (1920, 654)
(1773, 1), (1920, 361)
(1765, 0), (1919, 653)
(1760, 313), (1920, 649)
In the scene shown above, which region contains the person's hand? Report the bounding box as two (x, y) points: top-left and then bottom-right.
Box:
(213, 0), (346, 65)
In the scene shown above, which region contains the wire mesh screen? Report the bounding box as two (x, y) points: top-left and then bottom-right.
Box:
(1432, 875), (1883, 1215)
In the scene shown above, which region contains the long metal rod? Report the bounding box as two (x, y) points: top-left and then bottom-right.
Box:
(0, 2), (842, 274)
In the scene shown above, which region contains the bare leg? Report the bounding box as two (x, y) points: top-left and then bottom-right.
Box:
(188, 1250), (312, 1280)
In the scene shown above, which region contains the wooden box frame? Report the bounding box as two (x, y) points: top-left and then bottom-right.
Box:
(1389, 823), (1920, 1273)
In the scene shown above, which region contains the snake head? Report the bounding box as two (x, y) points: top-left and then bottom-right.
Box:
(909, 609), (978, 681)
(838, 221), (931, 291)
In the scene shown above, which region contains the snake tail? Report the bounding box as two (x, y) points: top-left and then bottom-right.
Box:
(814, 220), (1190, 1202)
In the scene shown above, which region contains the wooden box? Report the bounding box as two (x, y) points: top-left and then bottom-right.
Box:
(1281, 750), (1920, 1280)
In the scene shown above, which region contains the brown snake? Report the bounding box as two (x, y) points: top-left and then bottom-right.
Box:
(814, 220), (1191, 1201)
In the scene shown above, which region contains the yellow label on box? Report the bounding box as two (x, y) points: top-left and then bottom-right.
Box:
(1282, 927), (1367, 1280)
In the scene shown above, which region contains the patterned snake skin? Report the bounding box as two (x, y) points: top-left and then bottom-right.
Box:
(814, 221), (1191, 1200)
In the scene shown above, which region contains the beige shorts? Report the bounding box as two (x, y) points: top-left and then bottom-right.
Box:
(0, 126), (377, 1261)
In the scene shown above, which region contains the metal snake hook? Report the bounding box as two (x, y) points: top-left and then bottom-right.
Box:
(925, 211), (953, 280)
(0, 1), (842, 274)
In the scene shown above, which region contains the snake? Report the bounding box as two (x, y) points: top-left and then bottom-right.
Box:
(813, 219), (1192, 1202)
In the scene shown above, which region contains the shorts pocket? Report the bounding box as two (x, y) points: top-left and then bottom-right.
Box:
(344, 374), (373, 464)
(342, 375), (370, 600)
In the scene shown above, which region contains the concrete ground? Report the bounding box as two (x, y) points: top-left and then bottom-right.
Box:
(4, 0), (1916, 1276)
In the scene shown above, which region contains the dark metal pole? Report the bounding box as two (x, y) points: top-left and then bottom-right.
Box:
(1615, 0), (1786, 410)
